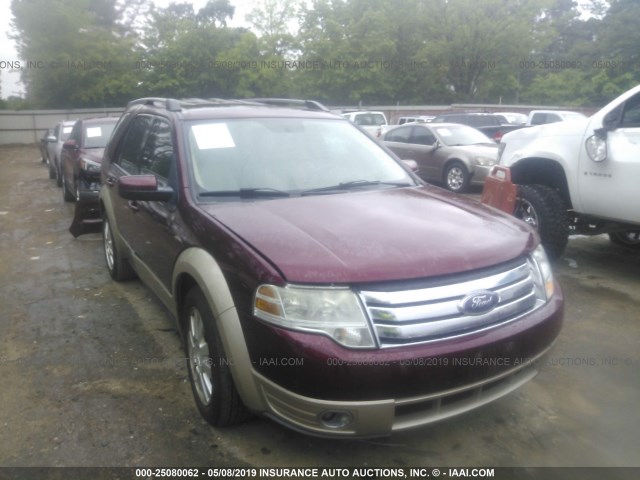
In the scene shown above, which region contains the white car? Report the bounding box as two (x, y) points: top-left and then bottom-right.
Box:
(525, 110), (586, 126)
(46, 120), (77, 186)
(342, 111), (388, 137)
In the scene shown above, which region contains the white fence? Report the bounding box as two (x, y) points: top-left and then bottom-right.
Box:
(0, 103), (595, 145)
(0, 107), (124, 145)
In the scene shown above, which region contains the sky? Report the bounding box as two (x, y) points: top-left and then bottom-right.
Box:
(0, 0), (257, 100)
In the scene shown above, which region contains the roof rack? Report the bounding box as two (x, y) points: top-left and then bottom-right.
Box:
(126, 97), (330, 112)
(248, 98), (329, 112)
(127, 97), (182, 111)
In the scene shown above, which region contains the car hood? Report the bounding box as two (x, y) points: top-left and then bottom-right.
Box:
(202, 187), (536, 284)
(503, 118), (589, 142)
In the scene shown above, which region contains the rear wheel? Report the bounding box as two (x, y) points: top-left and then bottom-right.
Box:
(514, 184), (569, 260)
(609, 231), (640, 249)
(183, 287), (250, 427)
(444, 161), (469, 193)
(103, 216), (136, 281)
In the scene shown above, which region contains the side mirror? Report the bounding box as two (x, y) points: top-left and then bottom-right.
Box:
(117, 175), (174, 202)
(402, 159), (419, 172)
(47, 135), (57, 142)
(62, 139), (78, 150)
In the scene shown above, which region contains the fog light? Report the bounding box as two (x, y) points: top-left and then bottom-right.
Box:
(318, 410), (354, 429)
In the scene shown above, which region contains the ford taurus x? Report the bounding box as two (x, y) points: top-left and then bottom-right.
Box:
(74, 97), (563, 438)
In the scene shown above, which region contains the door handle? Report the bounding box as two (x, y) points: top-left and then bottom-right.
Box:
(106, 176), (116, 187)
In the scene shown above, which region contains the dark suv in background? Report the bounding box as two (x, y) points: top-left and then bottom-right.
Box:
(74, 97), (563, 437)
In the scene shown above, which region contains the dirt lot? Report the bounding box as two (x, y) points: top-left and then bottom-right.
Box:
(1, 146), (639, 472)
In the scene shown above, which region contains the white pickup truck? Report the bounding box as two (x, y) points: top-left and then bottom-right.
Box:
(342, 111), (388, 137)
(487, 84), (640, 259)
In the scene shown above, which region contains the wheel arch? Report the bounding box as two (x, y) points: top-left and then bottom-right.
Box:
(510, 157), (573, 209)
(172, 247), (265, 411)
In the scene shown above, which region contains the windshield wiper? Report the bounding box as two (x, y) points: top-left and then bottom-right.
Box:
(301, 180), (413, 196)
(199, 187), (291, 198)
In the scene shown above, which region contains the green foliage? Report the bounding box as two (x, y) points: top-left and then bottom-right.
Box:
(7, 0), (640, 108)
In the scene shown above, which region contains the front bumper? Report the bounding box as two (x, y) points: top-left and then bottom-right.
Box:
(252, 345), (550, 438)
(470, 164), (495, 186)
(68, 189), (101, 238)
(240, 285), (563, 437)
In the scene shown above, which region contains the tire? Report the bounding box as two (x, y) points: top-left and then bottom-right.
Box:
(55, 159), (63, 187)
(102, 216), (136, 281)
(609, 231), (640, 249)
(62, 174), (75, 202)
(514, 184), (569, 260)
(444, 161), (470, 193)
(48, 160), (56, 180)
(183, 287), (250, 427)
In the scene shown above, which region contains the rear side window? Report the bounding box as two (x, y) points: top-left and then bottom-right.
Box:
(409, 127), (436, 146)
(385, 126), (413, 143)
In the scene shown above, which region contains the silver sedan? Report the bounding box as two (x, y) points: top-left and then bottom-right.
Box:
(382, 123), (498, 193)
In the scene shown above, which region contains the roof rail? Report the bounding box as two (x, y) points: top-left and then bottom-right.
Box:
(248, 98), (329, 112)
(127, 97), (182, 111)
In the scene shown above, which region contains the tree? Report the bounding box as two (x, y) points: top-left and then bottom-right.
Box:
(10, 0), (145, 107)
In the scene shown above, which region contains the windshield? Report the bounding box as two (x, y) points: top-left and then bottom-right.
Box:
(185, 118), (415, 198)
(433, 125), (493, 146)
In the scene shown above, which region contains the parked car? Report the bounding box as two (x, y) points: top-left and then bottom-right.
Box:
(342, 110), (388, 137)
(430, 113), (525, 142)
(39, 129), (51, 164)
(46, 120), (77, 185)
(493, 112), (527, 125)
(73, 97), (563, 438)
(525, 110), (587, 126)
(60, 116), (118, 202)
(382, 123), (499, 192)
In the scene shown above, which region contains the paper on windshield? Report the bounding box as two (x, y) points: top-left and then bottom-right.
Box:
(86, 127), (102, 138)
(192, 123), (236, 150)
(436, 128), (452, 137)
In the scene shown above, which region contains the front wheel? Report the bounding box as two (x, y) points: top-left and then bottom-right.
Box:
(609, 231), (640, 249)
(103, 216), (136, 281)
(514, 185), (569, 260)
(444, 161), (469, 193)
(183, 287), (250, 427)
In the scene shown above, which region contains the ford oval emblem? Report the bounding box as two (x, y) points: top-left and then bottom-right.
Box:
(458, 291), (500, 316)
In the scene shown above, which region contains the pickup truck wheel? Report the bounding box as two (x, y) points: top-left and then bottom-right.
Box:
(515, 185), (568, 260)
(48, 161), (56, 179)
(444, 161), (469, 193)
(183, 287), (250, 427)
(608, 231), (640, 248)
(103, 217), (136, 281)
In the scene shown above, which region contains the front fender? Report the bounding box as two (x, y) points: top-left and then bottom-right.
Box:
(173, 247), (265, 411)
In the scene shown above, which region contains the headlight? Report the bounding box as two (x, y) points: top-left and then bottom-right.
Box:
(585, 134), (607, 162)
(79, 157), (101, 172)
(530, 244), (554, 300)
(474, 156), (497, 167)
(254, 285), (375, 348)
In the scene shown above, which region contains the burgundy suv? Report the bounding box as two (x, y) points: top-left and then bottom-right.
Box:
(74, 97), (563, 437)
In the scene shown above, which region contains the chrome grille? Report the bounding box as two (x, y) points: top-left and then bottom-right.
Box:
(358, 257), (545, 348)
